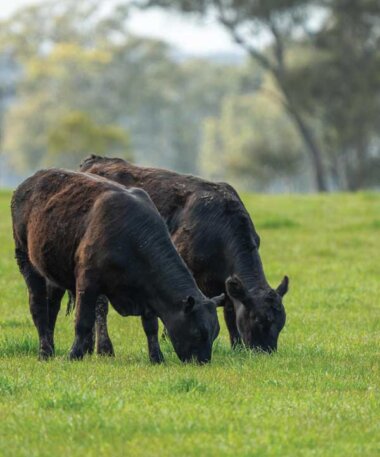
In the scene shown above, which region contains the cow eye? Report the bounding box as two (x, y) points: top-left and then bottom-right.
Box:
(272, 304), (282, 313)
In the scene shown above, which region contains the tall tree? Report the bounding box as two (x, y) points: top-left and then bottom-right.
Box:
(287, 0), (380, 190)
(139, 0), (329, 190)
(200, 81), (304, 191)
(1, 0), (240, 175)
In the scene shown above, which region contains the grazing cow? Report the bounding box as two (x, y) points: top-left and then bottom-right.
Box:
(80, 156), (289, 353)
(11, 169), (223, 363)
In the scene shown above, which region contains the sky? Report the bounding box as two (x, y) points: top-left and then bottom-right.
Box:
(0, 0), (244, 56)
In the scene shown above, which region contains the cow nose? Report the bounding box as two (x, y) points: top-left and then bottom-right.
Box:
(196, 349), (212, 364)
(197, 356), (211, 365)
(251, 343), (276, 353)
(180, 354), (211, 364)
(179, 354), (191, 363)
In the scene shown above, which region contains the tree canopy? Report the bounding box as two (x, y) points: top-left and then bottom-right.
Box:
(0, 0), (379, 191)
(138, 0), (380, 191)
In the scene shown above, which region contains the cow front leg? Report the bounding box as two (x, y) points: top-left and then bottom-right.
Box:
(95, 295), (114, 356)
(83, 326), (95, 355)
(69, 280), (98, 361)
(65, 291), (95, 355)
(141, 315), (164, 364)
(224, 299), (242, 348)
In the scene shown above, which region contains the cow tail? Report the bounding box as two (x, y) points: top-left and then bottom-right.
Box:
(66, 291), (75, 316)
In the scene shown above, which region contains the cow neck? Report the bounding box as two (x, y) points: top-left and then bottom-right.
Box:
(232, 247), (270, 293)
(144, 247), (203, 317)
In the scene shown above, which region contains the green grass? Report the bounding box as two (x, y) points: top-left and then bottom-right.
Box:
(0, 189), (379, 457)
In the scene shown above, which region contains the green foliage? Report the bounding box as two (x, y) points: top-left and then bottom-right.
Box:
(142, 0), (380, 191)
(285, 3), (380, 190)
(0, 2), (240, 175)
(47, 112), (131, 168)
(2, 39), (131, 171)
(0, 0), (129, 59)
(200, 83), (304, 190)
(1, 0), (380, 189)
(0, 191), (379, 456)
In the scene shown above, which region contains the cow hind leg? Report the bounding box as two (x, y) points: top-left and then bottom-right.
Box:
(223, 300), (242, 349)
(69, 276), (98, 361)
(15, 249), (52, 359)
(141, 315), (164, 364)
(46, 283), (65, 354)
(95, 295), (114, 356)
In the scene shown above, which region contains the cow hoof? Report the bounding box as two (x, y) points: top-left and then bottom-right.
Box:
(231, 339), (243, 349)
(39, 341), (54, 360)
(85, 346), (94, 355)
(83, 341), (95, 355)
(38, 347), (54, 361)
(97, 340), (115, 357)
(69, 347), (84, 361)
(149, 349), (164, 364)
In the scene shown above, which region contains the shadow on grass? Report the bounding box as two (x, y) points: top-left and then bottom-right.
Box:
(357, 191), (379, 201)
(168, 377), (208, 394)
(0, 335), (37, 357)
(0, 319), (33, 329)
(312, 248), (335, 258)
(39, 391), (99, 411)
(370, 219), (380, 229)
(0, 374), (32, 396)
(0, 375), (18, 395)
(257, 217), (299, 230)
(0, 335), (68, 358)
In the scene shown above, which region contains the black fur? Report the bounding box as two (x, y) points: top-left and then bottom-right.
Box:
(80, 156), (289, 352)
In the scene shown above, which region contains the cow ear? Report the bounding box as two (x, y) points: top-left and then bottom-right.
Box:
(276, 276), (289, 297)
(225, 275), (248, 301)
(184, 296), (195, 314)
(212, 293), (225, 307)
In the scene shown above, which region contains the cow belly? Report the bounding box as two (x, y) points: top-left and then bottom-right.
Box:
(109, 297), (145, 317)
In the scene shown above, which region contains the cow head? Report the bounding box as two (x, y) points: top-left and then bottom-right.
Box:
(166, 294), (224, 363)
(225, 275), (288, 352)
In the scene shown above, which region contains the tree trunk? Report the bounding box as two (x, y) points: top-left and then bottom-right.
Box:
(284, 102), (328, 192)
(217, 18), (329, 191)
(350, 140), (368, 191)
(271, 72), (328, 192)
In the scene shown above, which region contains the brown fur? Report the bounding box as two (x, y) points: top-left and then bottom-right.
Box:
(12, 169), (222, 362)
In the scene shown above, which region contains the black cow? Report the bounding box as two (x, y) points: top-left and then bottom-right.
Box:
(80, 156), (289, 353)
(11, 169), (223, 362)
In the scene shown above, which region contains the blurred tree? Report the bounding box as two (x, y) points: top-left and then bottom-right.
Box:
(47, 111), (131, 168)
(0, 0), (130, 59)
(138, 0), (329, 190)
(2, 42), (125, 171)
(103, 38), (242, 172)
(4, 0), (378, 189)
(0, 0), (239, 175)
(200, 80), (304, 190)
(3, 93), (51, 172)
(287, 0), (380, 190)
(0, 0), (133, 171)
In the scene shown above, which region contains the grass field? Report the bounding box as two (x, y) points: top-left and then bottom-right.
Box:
(0, 189), (379, 457)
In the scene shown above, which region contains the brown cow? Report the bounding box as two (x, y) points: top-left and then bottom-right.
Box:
(11, 169), (223, 362)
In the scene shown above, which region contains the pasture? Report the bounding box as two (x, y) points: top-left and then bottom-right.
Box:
(0, 189), (379, 457)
